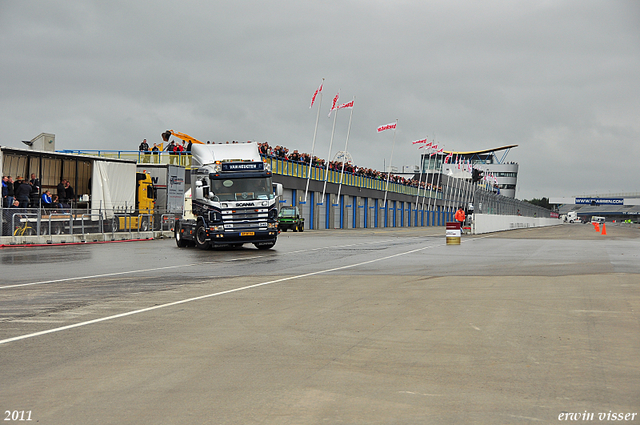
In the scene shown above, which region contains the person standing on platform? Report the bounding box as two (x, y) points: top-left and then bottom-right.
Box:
(2, 176), (13, 208)
(139, 139), (150, 163)
(178, 141), (185, 165)
(152, 143), (160, 163)
(14, 177), (32, 208)
(29, 173), (40, 207)
(65, 180), (75, 207)
(166, 141), (177, 164)
(186, 140), (192, 168)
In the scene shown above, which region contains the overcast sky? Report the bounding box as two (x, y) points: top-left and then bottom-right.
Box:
(1, 0), (638, 200)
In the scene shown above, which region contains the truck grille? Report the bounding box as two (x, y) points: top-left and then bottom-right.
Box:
(221, 208), (270, 231)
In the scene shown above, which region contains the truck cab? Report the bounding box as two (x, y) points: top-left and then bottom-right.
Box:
(115, 172), (156, 231)
(175, 142), (283, 250)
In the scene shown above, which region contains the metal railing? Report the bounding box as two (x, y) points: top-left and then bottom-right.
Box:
(2, 206), (178, 241)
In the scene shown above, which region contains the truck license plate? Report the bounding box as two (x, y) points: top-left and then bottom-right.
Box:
(240, 232), (255, 236)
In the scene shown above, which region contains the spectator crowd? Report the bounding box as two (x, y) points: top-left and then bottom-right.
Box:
(134, 137), (444, 193)
(257, 142), (442, 193)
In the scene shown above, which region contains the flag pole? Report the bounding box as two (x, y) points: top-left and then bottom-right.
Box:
(383, 119), (398, 208)
(430, 140), (443, 218)
(425, 137), (437, 212)
(413, 139), (428, 220)
(304, 78), (324, 204)
(421, 148), (433, 211)
(321, 96), (339, 204)
(414, 149), (424, 213)
(337, 97), (355, 201)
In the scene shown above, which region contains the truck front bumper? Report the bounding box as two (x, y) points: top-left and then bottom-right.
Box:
(206, 228), (278, 245)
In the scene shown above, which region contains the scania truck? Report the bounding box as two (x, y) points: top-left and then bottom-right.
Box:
(174, 142), (282, 249)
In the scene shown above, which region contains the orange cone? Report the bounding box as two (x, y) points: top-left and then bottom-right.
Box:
(601, 223), (606, 235)
(594, 223), (600, 232)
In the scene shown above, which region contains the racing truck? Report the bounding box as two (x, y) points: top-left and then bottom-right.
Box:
(174, 142), (282, 249)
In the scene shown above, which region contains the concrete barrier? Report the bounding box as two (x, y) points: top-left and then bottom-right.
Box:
(472, 214), (562, 234)
(0, 231), (174, 247)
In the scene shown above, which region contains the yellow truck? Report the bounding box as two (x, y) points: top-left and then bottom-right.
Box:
(114, 172), (156, 232)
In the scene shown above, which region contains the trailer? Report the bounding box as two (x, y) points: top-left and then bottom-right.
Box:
(2, 144), (156, 236)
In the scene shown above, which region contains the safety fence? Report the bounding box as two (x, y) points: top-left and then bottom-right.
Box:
(1, 206), (176, 242)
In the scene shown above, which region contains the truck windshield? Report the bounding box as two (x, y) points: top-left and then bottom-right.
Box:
(210, 176), (274, 201)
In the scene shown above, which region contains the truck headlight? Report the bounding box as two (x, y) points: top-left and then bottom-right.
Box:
(264, 161), (271, 172)
(212, 164), (222, 173)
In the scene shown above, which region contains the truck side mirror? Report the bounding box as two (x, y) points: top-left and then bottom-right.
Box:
(273, 183), (283, 197)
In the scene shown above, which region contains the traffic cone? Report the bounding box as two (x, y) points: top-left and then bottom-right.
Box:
(601, 223), (607, 235)
(594, 223), (600, 232)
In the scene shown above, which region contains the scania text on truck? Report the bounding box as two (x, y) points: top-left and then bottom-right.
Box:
(174, 142), (283, 250)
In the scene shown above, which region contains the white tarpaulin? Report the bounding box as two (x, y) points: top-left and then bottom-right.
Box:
(91, 161), (136, 217)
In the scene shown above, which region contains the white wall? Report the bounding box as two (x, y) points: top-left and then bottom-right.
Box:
(472, 214), (561, 234)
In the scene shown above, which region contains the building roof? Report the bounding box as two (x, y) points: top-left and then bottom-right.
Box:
(442, 145), (518, 155)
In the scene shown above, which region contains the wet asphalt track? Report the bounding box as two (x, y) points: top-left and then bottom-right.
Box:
(1, 224), (639, 424)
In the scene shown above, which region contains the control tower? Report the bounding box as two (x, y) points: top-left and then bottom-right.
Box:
(421, 145), (519, 198)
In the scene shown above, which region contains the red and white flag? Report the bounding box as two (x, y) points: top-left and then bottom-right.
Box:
(412, 138), (428, 145)
(337, 99), (354, 110)
(310, 83), (323, 109)
(377, 122), (396, 133)
(328, 91), (340, 117)
(444, 153), (453, 164)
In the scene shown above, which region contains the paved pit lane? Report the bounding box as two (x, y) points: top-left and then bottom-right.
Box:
(1, 224), (639, 424)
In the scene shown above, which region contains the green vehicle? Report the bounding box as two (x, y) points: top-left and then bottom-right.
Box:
(278, 206), (304, 232)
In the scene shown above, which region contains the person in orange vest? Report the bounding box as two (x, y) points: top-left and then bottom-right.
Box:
(455, 206), (466, 224)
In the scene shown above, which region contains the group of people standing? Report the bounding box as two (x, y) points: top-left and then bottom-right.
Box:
(2, 174), (75, 209)
(2, 174), (41, 208)
(139, 138), (192, 165)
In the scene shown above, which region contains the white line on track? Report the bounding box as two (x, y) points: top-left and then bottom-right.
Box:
(0, 237), (405, 290)
(0, 236), (459, 346)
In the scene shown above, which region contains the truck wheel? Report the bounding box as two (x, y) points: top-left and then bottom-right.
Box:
(299, 223), (304, 232)
(195, 224), (210, 249)
(52, 222), (64, 235)
(254, 242), (275, 250)
(293, 225), (298, 232)
(175, 223), (189, 248)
